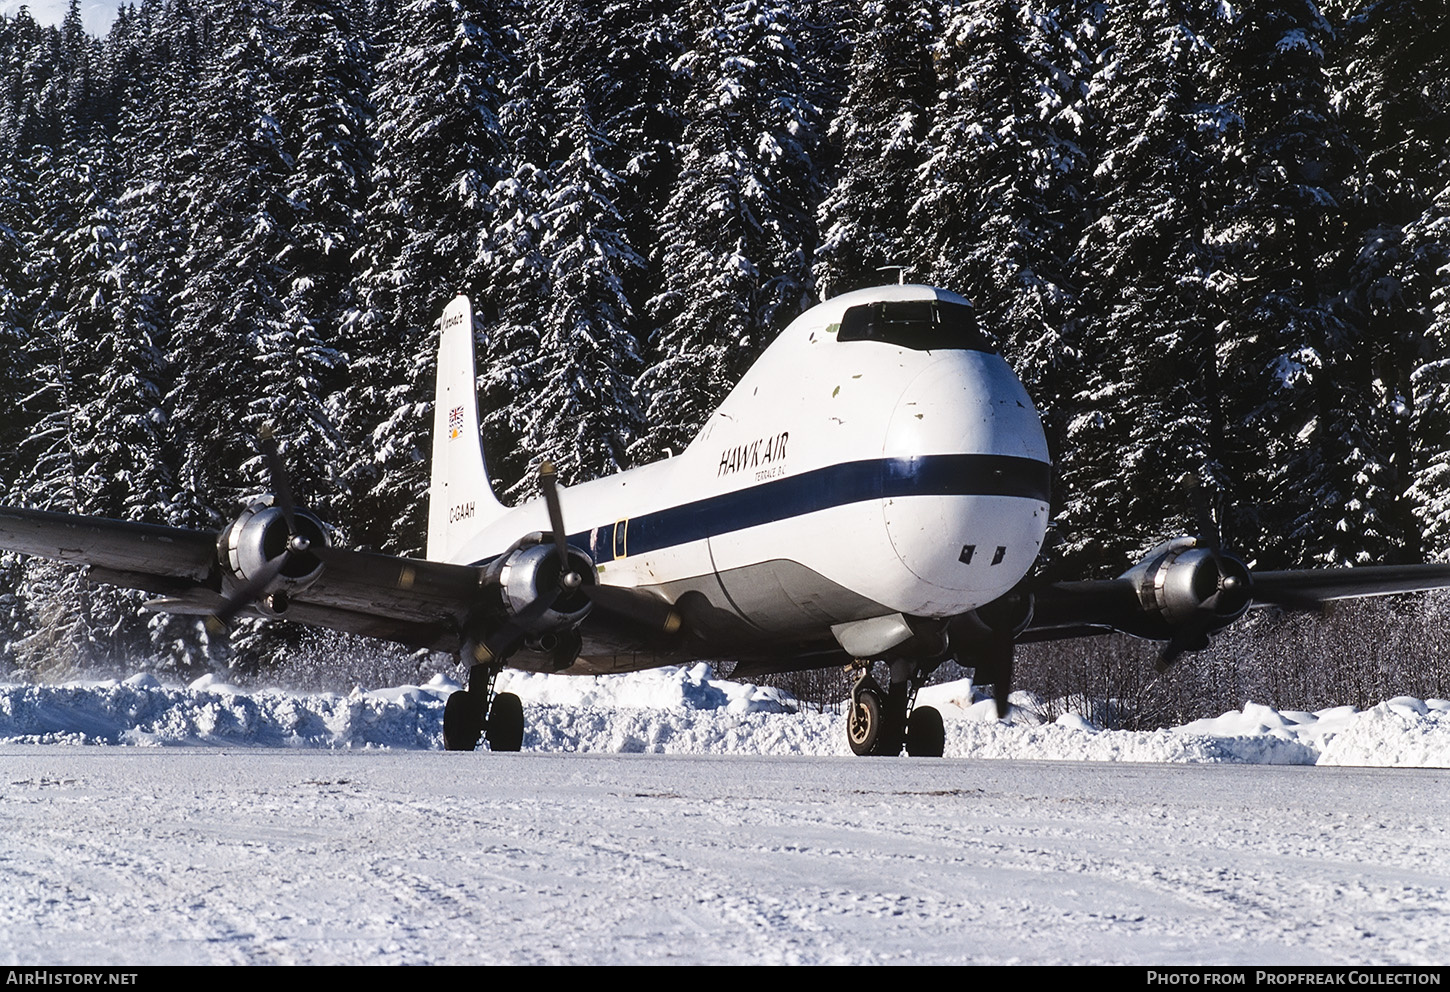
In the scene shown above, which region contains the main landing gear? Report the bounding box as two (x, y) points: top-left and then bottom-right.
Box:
(443, 661), (524, 752)
(846, 658), (945, 757)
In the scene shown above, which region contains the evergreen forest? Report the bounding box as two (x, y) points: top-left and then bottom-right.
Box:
(1, 0), (1448, 689)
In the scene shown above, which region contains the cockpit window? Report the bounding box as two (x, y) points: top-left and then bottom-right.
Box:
(837, 300), (995, 353)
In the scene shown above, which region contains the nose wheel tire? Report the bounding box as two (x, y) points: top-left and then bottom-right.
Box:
(487, 692), (525, 752)
(906, 705), (945, 757)
(848, 686), (898, 756)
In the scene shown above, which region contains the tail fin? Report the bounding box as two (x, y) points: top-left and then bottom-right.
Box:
(427, 295), (509, 561)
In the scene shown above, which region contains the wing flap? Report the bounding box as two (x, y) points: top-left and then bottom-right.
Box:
(250, 599), (461, 652)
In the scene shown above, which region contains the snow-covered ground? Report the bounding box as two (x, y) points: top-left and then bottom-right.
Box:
(3, 662), (1449, 767)
(3, 665), (1450, 965)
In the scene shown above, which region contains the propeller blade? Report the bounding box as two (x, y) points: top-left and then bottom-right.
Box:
(1183, 475), (1235, 587)
(475, 621), (525, 665)
(1184, 476), (1220, 554)
(1155, 614), (1215, 672)
(472, 581), (567, 664)
(257, 427), (298, 536)
(206, 553), (288, 631)
(538, 460), (580, 591)
(955, 628), (1015, 720)
(582, 584), (685, 636)
(988, 631), (1014, 719)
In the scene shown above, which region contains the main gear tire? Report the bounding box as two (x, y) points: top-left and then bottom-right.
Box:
(906, 705), (945, 757)
(443, 690), (483, 751)
(487, 691), (525, 752)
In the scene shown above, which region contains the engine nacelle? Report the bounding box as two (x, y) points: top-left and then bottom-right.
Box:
(488, 540), (597, 635)
(949, 585), (1035, 642)
(1118, 536), (1252, 637)
(218, 497), (330, 616)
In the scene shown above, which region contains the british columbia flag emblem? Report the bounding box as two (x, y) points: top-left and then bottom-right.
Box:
(448, 406), (464, 439)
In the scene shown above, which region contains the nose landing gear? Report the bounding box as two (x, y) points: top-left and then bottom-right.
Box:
(847, 681), (887, 755)
(846, 659), (945, 757)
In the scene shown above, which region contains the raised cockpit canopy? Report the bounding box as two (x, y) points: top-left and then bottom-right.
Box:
(838, 299), (995, 354)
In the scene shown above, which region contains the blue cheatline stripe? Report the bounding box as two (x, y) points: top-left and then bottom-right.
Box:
(576, 453), (1051, 565)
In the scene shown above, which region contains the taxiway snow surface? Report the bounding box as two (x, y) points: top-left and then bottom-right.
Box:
(3, 750), (1449, 965)
(2, 667), (1450, 965)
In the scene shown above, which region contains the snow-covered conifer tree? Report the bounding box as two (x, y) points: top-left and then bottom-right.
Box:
(914, 0), (1095, 397)
(519, 85), (645, 488)
(812, 0), (935, 299)
(346, 0), (513, 554)
(1053, 0), (1228, 572)
(637, 0), (824, 462)
(1326, 0), (1450, 564)
(1207, 2), (1378, 566)
(1327, 2), (1450, 560)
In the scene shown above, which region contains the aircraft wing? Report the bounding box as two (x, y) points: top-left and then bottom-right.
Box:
(0, 506), (485, 651)
(0, 506), (217, 580)
(1023, 560), (1450, 644)
(1248, 564), (1450, 603)
(935, 554), (1450, 717)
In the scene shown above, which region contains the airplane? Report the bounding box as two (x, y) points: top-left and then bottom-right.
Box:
(5, 282), (1450, 757)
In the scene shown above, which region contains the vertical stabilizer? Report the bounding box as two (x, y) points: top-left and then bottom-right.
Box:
(427, 295), (508, 561)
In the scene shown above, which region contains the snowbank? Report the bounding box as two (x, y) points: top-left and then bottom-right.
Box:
(2, 663), (1448, 766)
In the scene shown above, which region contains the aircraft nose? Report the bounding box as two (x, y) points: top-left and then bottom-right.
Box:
(886, 352), (1049, 463)
(880, 353), (1051, 611)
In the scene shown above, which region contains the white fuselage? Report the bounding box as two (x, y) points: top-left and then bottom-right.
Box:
(444, 285), (1051, 665)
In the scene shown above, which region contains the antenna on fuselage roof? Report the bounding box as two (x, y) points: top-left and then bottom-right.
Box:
(876, 265), (910, 286)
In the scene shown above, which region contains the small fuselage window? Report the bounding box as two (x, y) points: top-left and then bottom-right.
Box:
(837, 300), (995, 353)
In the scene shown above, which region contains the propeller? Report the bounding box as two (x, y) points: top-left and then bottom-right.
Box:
(1157, 475), (1334, 669)
(259, 428), (299, 535)
(1185, 475), (1220, 555)
(948, 587), (1031, 720)
(1152, 477), (1238, 669)
(941, 628), (1014, 720)
(471, 460), (584, 665)
(206, 428), (327, 632)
